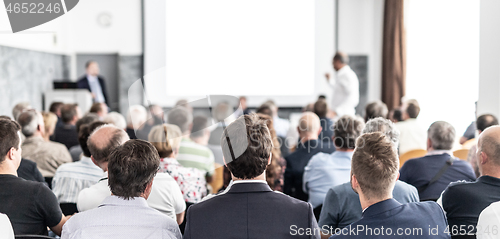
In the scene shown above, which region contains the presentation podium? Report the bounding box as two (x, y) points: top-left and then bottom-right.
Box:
(44, 89), (93, 113)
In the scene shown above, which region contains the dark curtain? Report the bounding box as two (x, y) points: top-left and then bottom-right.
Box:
(382, 0), (406, 111)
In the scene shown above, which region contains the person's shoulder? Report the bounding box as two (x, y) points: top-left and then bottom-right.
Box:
(394, 180), (418, 192)
(401, 201), (444, 216)
(76, 75), (87, 83)
(442, 179), (478, 199)
(308, 152), (331, 164)
(45, 140), (69, 150)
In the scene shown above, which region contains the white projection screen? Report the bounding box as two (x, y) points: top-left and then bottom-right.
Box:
(144, 0), (335, 107)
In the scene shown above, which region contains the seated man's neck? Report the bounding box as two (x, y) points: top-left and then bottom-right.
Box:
(232, 171), (266, 182)
(299, 134), (317, 143)
(359, 192), (392, 211)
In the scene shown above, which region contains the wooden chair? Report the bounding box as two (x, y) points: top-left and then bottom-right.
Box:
(462, 138), (476, 149)
(209, 163), (224, 193)
(453, 149), (469, 160)
(399, 149), (427, 168)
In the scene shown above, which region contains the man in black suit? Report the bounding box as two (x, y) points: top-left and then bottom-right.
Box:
(184, 114), (320, 239)
(77, 61), (108, 105)
(284, 112), (335, 202)
(331, 132), (449, 239)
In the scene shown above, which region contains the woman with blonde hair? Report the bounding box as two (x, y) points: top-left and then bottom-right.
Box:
(256, 113), (285, 192)
(148, 124), (207, 203)
(41, 111), (58, 141)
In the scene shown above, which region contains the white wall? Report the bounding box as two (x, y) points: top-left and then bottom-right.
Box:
(478, 0), (500, 118)
(337, 0), (385, 102)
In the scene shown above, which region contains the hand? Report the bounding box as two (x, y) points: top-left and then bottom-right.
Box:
(90, 93), (96, 99)
(325, 73), (330, 82)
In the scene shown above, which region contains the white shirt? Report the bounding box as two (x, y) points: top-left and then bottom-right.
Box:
(395, 118), (427, 155)
(86, 74), (105, 103)
(477, 201), (500, 239)
(330, 65), (359, 117)
(0, 213), (14, 239)
(52, 156), (105, 203)
(77, 172), (186, 221)
(273, 116), (290, 138)
(62, 196), (181, 239)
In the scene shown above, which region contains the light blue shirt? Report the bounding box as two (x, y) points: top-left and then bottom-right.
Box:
(303, 151), (353, 208)
(62, 196), (181, 239)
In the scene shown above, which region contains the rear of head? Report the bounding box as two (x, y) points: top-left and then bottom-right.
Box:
(148, 124), (183, 158)
(127, 105), (148, 129)
(41, 112), (58, 137)
(404, 99), (420, 119)
(364, 101), (388, 122)
(213, 102), (233, 122)
(362, 117), (400, 147)
(352, 132), (399, 200)
(190, 116), (209, 139)
(49, 102), (64, 117)
(61, 104), (80, 124)
(262, 100), (277, 116)
(103, 112), (127, 130)
(334, 115), (365, 150)
(298, 112), (321, 138)
(476, 114), (499, 133)
(477, 126), (500, 174)
(76, 113), (99, 134)
(333, 52), (349, 71)
(17, 110), (44, 137)
(256, 105), (273, 117)
(167, 107), (192, 134)
(79, 121), (107, 158)
(12, 102), (31, 121)
(427, 121), (455, 150)
(221, 114), (272, 179)
(0, 119), (22, 166)
(108, 140), (159, 200)
(313, 99), (329, 118)
(174, 99), (192, 113)
(89, 103), (108, 117)
(87, 124), (130, 164)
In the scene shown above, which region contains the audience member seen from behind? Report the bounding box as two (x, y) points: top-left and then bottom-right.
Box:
(257, 113), (286, 191)
(467, 114), (499, 177)
(364, 100), (388, 122)
(18, 110), (71, 181)
(89, 102), (108, 119)
(439, 125), (500, 237)
(399, 121), (476, 201)
(319, 117), (419, 238)
(395, 99), (427, 155)
(303, 115), (364, 209)
(284, 112), (335, 202)
(208, 102), (235, 146)
(183, 114), (320, 239)
(103, 112), (127, 130)
(0, 118), (69, 236)
(49, 102), (64, 126)
(61, 140), (182, 239)
(12, 102), (31, 121)
(314, 99), (335, 143)
(53, 104), (82, 149)
(41, 112), (58, 141)
(68, 113), (100, 162)
(330, 132), (449, 239)
(126, 105), (148, 139)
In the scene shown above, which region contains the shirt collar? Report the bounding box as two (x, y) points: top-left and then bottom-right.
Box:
(232, 179), (267, 184)
(87, 74), (98, 82)
(478, 175), (500, 186)
(426, 150), (453, 156)
(99, 195), (149, 208)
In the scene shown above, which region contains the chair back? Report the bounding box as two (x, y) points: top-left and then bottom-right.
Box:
(208, 163), (224, 193)
(453, 149), (469, 160)
(462, 138), (476, 149)
(399, 149), (427, 168)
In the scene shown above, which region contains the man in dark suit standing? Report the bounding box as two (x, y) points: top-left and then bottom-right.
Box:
(77, 61), (108, 105)
(184, 114), (320, 239)
(330, 132), (449, 239)
(284, 112), (335, 202)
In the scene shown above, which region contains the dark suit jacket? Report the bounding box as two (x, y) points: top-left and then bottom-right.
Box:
(184, 182), (320, 239)
(442, 176), (500, 237)
(331, 199), (450, 238)
(319, 117), (335, 142)
(53, 124), (79, 149)
(284, 140), (336, 201)
(399, 153), (476, 200)
(76, 75), (108, 104)
(17, 159), (45, 184)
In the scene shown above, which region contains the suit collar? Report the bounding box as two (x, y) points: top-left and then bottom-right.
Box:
(478, 175), (500, 186)
(297, 139), (319, 149)
(362, 198), (402, 217)
(227, 181), (273, 193)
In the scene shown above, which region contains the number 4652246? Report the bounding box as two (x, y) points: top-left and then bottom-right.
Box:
(5, 3), (61, 14)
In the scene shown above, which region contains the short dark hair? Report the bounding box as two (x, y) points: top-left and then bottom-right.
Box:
(314, 99), (328, 118)
(318, 95), (326, 100)
(89, 103), (105, 114)
(76, 113), (99, 134)
(88, 125), (129, 162)
(108, 139), (159, 199)
(391, 109), (403, 122)
(352, 132), (399, 199)
(61, 104), (79, 123)
(406, 100), (420, 119)
(190, 116), (208, 138)
(334, 115), (365, 149)
(17, 110), (40, 137)
(85, 60), (96, 69)
(221, 114), (272, 179)
(0, 119), (21, 163)
(477, 114), (499, 132)
(333, 52), (349, 64)
(256, 105), (272, 117)
(79, 121), (107, 157)
(167, 107), (192, 133)
(49, 102), (64, 114)
(364, 100), (388, 122)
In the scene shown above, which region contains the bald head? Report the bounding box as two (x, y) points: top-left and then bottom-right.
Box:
(477, 126), (500, 175)
(297, 112), (321, 142)
(88, 124), (130, 164)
